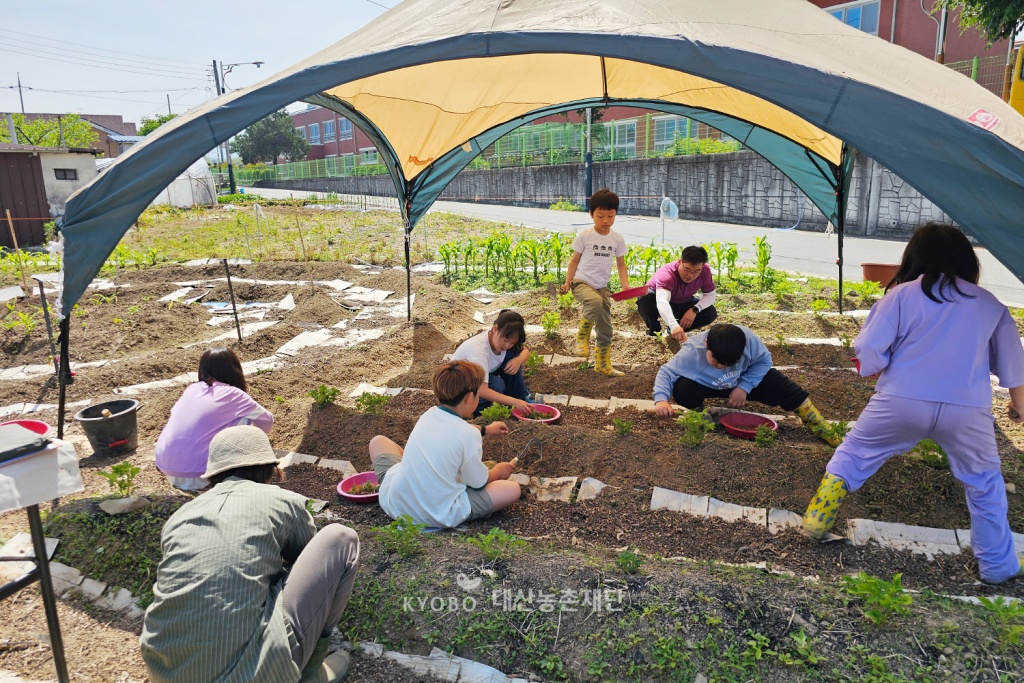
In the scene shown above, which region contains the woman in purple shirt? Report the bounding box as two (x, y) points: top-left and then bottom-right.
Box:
(155, 348), (274, 491)
(803, 224), (1024, 584)
(637, 245), (718, 341)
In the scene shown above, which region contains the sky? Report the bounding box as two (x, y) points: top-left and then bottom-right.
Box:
(0, 0), (390, 127)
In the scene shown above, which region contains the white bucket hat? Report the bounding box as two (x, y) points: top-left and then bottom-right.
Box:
(203, 425), (279, 479)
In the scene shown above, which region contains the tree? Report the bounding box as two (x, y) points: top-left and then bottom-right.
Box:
(0, 113), (98, 147)
(139, 113), (177, 136)
(231, 110), (309, 164)
(936, 0), (1024, 42)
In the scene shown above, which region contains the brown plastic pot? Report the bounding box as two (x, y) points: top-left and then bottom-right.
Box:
(860, 263), (899, 286)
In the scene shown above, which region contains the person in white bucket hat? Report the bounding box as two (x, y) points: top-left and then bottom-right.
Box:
(140, 426), (359, 683)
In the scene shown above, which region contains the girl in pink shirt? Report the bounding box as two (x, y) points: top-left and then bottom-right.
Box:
(155, 348), (274, 490)
(803, 224), (1024, 584)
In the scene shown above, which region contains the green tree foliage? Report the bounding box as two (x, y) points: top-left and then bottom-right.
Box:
(937, 0), (1024, 42)
(139, 113), (177, 136)
(0, 113), (98, 147)
(232, 110), (309, 165)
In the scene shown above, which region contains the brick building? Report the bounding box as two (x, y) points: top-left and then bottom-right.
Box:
(289, 105), (379, 168)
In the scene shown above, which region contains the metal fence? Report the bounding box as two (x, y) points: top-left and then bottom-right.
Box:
(945, 52), (1016, 98)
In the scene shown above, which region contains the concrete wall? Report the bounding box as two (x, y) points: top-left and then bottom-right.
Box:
(254, 150), (954, 239)
(38, 151), (98, 217)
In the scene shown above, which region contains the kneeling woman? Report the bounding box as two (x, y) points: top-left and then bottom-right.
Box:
(155, 347), (273, 490)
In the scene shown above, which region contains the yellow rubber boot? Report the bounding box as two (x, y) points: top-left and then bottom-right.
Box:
(794, 398), (841, 447)
(575, 318), (594, 358)
(594, 345), (624, 377)
(802, 472), (848, 539)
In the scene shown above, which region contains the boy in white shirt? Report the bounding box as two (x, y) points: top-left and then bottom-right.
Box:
(558, 189), (631, 376)
(451, 309), (533, 415)
(369, 361), (521, 529)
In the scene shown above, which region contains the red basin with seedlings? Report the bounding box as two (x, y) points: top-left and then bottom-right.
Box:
(719, 412), (778, 440)
(338, 471), (380, 503)
(512, 403), (560, 424)
(610, 285), (650, 302)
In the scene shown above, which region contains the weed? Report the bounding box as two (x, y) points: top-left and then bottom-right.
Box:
(774, 332), (791, 352)
(304, 499), (317, 515)
(97, 461), (141, 498)
(557, 291), (574, 309)
(274, 395), (285, 404)
(576, 361), (591, 371)
(843, 572), (913, 625)
(308, 384), (341, 409)
(754, 424), (776, 447)
(355, 391), (390, 414)
(523, 350), (544, 378)
(480, 403), (512, 423)
(978, 596), (1024, 647)
(809, 299), (830, 317)
(839, 333), (853, 351)
(676, 409), (715, 447)
(370, 514), (426, 557)
(541, 310), (560, 339)
(467, 527), (526, 562)
(549, 198), (583, 211)
(778, 628), (821, 666)
(615, 548), (644, 574)
(612, 417), (633, 436)
(3, 309), (37, 336)
(911, 438), (948, 469)
(824, 420), (849, 443)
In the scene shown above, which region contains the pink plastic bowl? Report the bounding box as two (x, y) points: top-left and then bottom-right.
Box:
(512, 403), (561, 424)
(337, 471), (380, 503)
(851, 356), (861, 373)
(719, 412), (778, 440)
(0, 419), (51, 436)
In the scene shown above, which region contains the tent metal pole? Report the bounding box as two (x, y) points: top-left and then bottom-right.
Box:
(836, 146), (847, 315)
(56, 316), (70, 440)
(404, 208), (412, 322)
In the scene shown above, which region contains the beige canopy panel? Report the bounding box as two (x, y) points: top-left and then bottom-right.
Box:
(61, 0), (1024, 317)
(325, 54), (843, 178)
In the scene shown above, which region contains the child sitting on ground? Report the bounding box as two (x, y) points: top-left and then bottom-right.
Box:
(370, 360), (521, 529)
(451, 309), (533, 415)
(651, 323), (841, 447)
(803, 223), (1024, 585)
(558, 188), (631, 376)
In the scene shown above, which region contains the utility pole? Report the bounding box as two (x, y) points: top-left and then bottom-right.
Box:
(211, 60), (236, 194)
(167, 94), (172, 116)
(16, 73), (25, 113)
(935, 8), (948, 64)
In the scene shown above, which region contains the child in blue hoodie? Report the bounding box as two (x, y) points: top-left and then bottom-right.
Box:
(651, 323), (840, 446)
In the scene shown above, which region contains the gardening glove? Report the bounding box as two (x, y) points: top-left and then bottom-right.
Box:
(728, 388), (747, 408)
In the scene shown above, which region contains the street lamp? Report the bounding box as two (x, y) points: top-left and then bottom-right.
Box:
(212, 60), (263, 194)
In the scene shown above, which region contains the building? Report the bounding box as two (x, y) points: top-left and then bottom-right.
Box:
(289, 105), (380, 170)
(0, 144), (102, 247)
(6, 113), (142, 158)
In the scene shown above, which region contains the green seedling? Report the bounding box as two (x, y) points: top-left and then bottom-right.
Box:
(978, 596), (1024, 647)
(523, 350), (544, 378)
(479, 403), (512, 423)
(355, 391), (390, 414)
(809, 299), (830, 317)
(308, 384), (341, 409)
(824, 420), (849, 443)
(127, 305), (140, 315)
(774, 332), (791, 352)
(754, 424), (776, 447)
(370, 514), (426, 557)
(538, 296), (551, 307)
(467, 527), (526, 562)
(839, 333), (853, 351)
(911, 438), (948, 469)
(304, 499), (317, 516)
(541, 310), (560, 339)
(676, 409), (715, 447)
(612, 417), (633, 436)
(754, 236), (773, 292)
(557, 291), (574, 309)
(615, 548), (644, 574)
(97, 462), (141, 498)
(843, 572), (913, 625)
(576, 361), (591, 371)
(274, 395), (285, 404)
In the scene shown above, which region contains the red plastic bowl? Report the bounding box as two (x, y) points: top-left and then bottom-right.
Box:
(719, 412), (777, 440)
(611, 285), (650, 302)
(0, 419), (51, 436)
(851, 357), (861, 373)
(512, 403), (561, 424)
(337, 471), (380, 503)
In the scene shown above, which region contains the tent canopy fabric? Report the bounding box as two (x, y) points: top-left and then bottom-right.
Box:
(59, 0), (1024, 316)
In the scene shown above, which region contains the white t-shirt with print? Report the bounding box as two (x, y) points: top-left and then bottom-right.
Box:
(451, 330), (503, 385)
(378, 406), (490, 528)
(571, 228), (628, 289)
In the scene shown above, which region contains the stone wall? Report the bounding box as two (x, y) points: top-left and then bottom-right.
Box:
(255, 150), (954, 239)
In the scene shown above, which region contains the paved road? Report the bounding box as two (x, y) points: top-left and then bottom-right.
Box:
(243, 187), (1024, 306)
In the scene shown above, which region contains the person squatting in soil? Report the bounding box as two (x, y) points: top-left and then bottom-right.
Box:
(369, 360), (521, 529)
(451, 309), (535, 415)
(559, 188), (631, 376)
(651, 323), (842, 447)
(153, 347), (274, 491)
(803, 223), (1024, 584)
(140, 426), (359, 683)
(637, 244), (719, 340)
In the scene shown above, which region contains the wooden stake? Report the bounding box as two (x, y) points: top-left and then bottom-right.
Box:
(294, 215), (315, 292)
(5, 209), (28, 288)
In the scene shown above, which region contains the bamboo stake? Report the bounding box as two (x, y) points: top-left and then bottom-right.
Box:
(294, 215), (315, 292)
(5, 209), (28, 288)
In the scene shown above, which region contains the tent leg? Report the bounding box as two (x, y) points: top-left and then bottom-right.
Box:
(56, 317), (70, 440)
(405, 229), (412, 322)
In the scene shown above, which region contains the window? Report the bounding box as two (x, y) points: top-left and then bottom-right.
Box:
(360, 147), (379, 164)
(338, 119), (353, 140)
(324, 119), (336, 142)
(295, 126), (305, 140)
(827, 0), (880, 35)
(653, 115), (689, 151)
(604, 119), (637, 156)
(54, 168), (78, 180)
(308, 123), (320, 144)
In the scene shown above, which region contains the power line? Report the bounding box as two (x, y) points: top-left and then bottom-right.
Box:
(0, 35), (207, 76)
(25, 86), (202, 94)
(4, 84), (208, 107)
(0, 45), (210, 81)
(0, 41), (207, 78)
(360, 0), (394, 9)
(0, 27), (209, 70)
